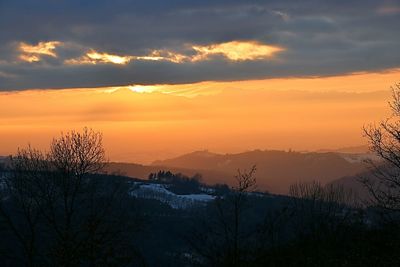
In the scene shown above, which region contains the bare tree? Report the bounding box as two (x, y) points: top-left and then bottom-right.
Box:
(289, 181), (356, 239)
(0, 128), (144, 267)
(44, 128), (106, 265)
(187, 165), (257, 267)
(0, 146), (49, 266)
(362, 82), (400, 216)
(230, 165), (257, 264)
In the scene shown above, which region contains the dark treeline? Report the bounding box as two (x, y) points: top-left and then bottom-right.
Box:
(1, 84), (400, 266)
(148, 170), (203, 195)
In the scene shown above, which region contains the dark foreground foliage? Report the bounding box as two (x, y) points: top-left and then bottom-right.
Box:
(2, 167), (400, 266)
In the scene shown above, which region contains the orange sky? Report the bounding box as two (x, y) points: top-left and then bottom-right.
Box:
(0, 69), (398, 163)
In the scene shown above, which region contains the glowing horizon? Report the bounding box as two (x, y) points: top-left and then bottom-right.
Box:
(1, 69), (397, 163)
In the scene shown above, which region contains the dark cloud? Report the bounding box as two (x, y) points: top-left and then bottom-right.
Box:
(0, 0), (399, 90)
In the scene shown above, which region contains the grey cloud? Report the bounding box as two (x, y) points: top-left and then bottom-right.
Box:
(0, 0), (399, 90)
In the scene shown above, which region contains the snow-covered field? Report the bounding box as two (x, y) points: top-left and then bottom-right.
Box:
(130, 182), (216, 209)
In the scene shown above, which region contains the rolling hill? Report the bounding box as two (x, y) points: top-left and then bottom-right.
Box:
(109, 150), (371, 194)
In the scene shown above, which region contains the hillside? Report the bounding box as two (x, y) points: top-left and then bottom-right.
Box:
(3, 150), (372, 194)
(110, 150), (370, 194)
(106, 161), (231, 185)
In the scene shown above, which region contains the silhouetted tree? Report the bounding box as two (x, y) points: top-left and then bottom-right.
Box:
(0, 128), (145, 267)
(187, 165), (257, 267)
(148, 171), (203, 194)
(289, 181), (357, 239)
(0, 146), (46, 266)
(362, 82), (400, 219)
(213, 183), (231, 196)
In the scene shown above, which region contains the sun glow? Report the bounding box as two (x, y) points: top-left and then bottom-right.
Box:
(1, 69), (398, 163)
(99, 68), (400, 98)
(128, 85), (159, 93)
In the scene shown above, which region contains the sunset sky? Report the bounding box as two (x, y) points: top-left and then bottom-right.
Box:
(1, 0), (400, 163)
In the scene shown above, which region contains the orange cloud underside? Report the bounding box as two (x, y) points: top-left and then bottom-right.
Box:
(63, 41), (284, 65)
(1, 69), (399, 163)
(19, 41), (61, 62)
(191, 41), (284, 61)
(17, 40), (284, 65)
(65, 50), (133, 65)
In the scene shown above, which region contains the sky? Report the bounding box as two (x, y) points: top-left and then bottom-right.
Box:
(0, 0), (400, 163)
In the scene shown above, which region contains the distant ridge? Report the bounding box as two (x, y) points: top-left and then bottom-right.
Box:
(148, 149), (369, 194)
(3, 150), (372, 194)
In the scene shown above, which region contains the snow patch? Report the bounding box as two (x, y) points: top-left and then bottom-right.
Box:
(130, 182), (215, 209)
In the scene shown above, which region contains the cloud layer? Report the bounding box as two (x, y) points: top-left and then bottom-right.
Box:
(0, 0), (399, 90)
(63, 41), (283, 65)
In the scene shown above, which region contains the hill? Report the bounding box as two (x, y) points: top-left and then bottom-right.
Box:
(106, 161), (231, 185)
(110, 150), (369, 194)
